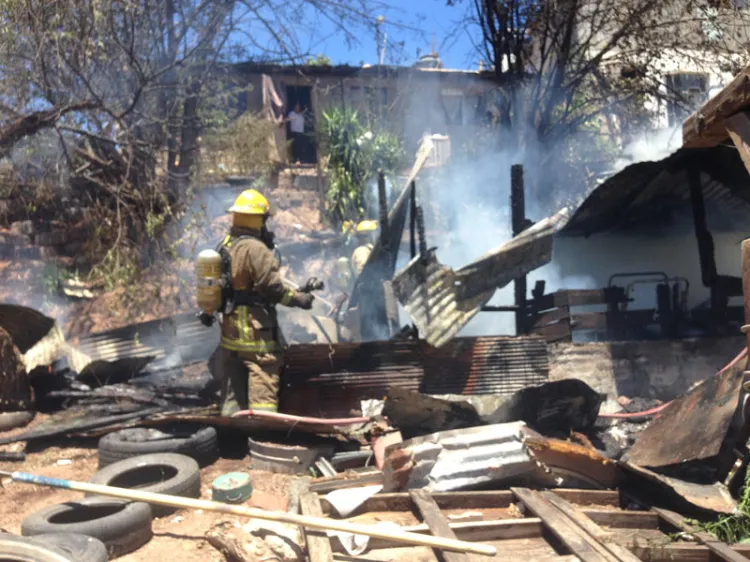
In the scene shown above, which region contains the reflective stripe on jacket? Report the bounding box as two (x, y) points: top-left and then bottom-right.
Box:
(218, 229), (297, 353)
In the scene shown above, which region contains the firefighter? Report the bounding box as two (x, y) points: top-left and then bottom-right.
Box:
(197, 189), (314, 415)
(351, 220), (378, 275)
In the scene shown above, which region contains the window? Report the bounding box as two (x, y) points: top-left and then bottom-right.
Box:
(665, 73), (709, 127)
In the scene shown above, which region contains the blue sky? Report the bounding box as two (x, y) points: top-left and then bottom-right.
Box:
(302, 0), (481, 70)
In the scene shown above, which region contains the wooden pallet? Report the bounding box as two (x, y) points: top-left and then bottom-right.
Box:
(298, 488), (750, 562)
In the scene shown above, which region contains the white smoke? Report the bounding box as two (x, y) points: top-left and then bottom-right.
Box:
(394, 116), (694, 337)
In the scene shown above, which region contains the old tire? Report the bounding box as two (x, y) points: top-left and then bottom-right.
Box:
(21, 497), (152, 558)
(98, 424), (218, 469)
(0, 410), (34, 432)
(30, 534), (108, 562)
(88, 453), (200, 517)
(0, 534), (73, 562)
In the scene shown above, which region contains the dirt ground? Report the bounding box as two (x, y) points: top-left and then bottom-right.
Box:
(0, 417), (294, 562)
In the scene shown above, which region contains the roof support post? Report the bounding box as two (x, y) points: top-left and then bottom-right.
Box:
(511, 164), (527, 336)
(726, 111), (750, 176)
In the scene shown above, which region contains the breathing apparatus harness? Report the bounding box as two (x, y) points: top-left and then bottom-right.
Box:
(196, 228), (323, 328)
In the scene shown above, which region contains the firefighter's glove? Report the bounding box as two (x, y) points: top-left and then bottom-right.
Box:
(295, 293), (315, 310)
(303, 277), (324, 292)
(197, 311), (216, 327)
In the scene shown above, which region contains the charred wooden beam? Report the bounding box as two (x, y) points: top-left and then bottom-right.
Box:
(726, 111), (750, 175)
(683, 67), (750, 149)
(511, 164), (527, 336)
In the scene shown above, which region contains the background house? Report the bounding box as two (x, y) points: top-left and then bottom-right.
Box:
(231, 58), (499, 166)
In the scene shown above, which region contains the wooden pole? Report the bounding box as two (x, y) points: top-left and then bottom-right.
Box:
(2, 470), (496, 557)
(511, 164), (527, 336)
(741, 239), (750, 353)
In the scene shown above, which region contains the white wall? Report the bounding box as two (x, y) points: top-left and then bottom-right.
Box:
(549, 230), (747, 310)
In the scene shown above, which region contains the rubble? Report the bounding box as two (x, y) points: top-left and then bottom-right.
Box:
(623, 364), (745, 468)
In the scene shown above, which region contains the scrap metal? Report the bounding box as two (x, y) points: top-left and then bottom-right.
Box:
(381, 421), (537, 492)
(524, 437), (617, 490)
(623, 364), (744, 468)
(392, 208), (571, 348)
(347, 137), (435, 340)
(620, 462), (737, 515)
(280, 335), (549, 418)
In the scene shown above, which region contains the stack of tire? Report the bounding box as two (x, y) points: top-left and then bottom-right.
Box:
(4, 424), (219, 561)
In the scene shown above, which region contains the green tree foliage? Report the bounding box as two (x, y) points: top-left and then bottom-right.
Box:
(306, 54), (333, 66)
(321, 107), (403, 227)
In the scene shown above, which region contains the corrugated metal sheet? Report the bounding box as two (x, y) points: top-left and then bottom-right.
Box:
(392, 209), (570, 348)
(279, 336), (549, 417)
(561, 145), (750, 236)
(77, 313), (219, 372)
(382, 422), (535, 492)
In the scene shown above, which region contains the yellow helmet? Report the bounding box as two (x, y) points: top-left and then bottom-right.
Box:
(228, 189), (274, 216)
(356, 220), (378, 233)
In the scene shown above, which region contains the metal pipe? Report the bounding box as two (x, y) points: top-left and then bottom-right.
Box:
(0, 470), (497, 556)
(231, 409), (371, 425)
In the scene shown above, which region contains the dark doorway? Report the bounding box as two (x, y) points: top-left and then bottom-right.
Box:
(285, 85), (317, 164)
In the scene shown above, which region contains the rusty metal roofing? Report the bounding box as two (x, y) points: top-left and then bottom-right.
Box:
(77, 313), (219, 372)
(393, 208), (570, 347)
(279, 335), (549, 418)
(561, 145), (750, 236)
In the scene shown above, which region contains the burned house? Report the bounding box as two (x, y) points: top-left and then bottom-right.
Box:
(230, 60), (498, 166)
(526, 144), (750, 343)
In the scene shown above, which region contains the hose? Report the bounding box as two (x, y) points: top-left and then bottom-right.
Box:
(231, 409), (371, 425)
(599, 346), (748, 419)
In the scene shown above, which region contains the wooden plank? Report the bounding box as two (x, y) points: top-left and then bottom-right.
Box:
(566, 290), (613, 307)
(530, 321), (572, 343)
(527, 307), (571, 329)
(512, 488), (614, 562)
(571, 312), (608, 330)
(683, 66), (750, 148)
(541, 492), (641, 562)
(528, 289), (612, 312)
(727, 111), (750, 175)
(332, 519), (544, 553)
(653, 507), (748, 562)
(299, 492), (334, 562)
(410, 489), (470, 562)
(584, 509), (659, 530)
(360, 489), (621, 513)
(309, 470), (383, 493)
(633, 543), (750, 562)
